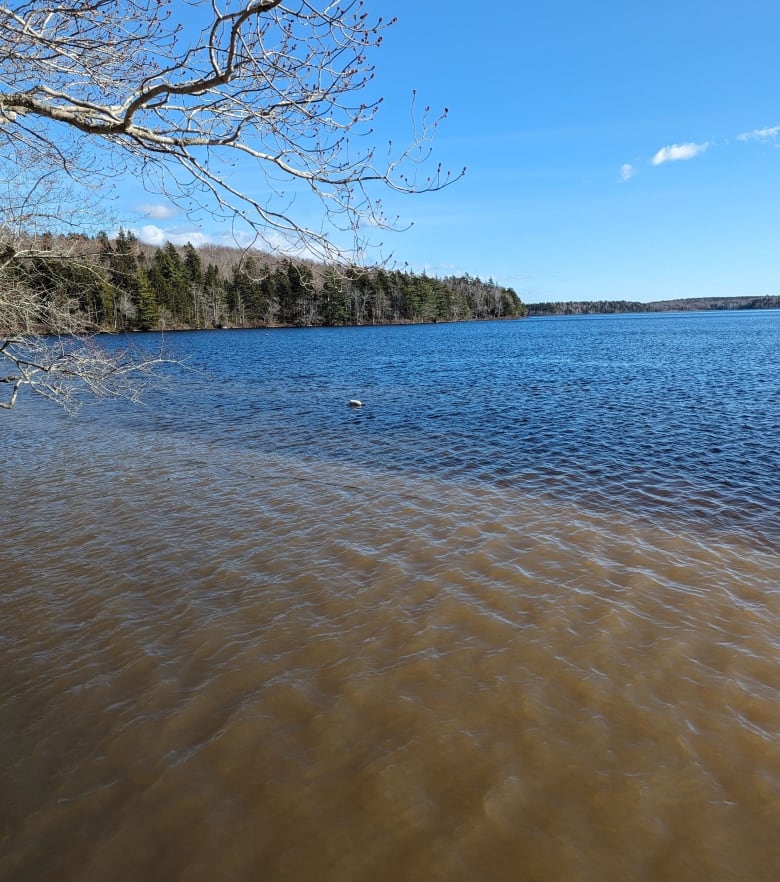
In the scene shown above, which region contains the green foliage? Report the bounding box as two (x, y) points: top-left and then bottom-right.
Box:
(149, 242), (188, 320)
(134, 267), (160, 331)
(183, 243), (202, 287)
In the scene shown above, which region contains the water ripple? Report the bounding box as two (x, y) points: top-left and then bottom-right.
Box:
(3, 313), (780, 881)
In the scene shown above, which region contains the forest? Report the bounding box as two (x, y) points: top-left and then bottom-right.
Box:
(7, 230), (525, 334)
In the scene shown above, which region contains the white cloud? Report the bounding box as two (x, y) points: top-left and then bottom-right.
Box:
(135, 202), (180, 220)
(132, 224), (313, 256)
(134, 224), (211, 246)
(651, 142), (709, 166)
(737, 125), (780, 142)
(619, 163), (635, 182)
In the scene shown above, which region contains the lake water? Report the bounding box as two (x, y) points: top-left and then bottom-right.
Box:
(2, 311), (779, 881)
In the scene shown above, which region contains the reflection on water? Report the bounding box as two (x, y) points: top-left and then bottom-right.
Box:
(2, 314), (780, 881)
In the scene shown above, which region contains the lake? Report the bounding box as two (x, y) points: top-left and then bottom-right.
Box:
(2, 311), (779, 881)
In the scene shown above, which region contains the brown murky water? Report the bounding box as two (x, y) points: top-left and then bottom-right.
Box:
(2, 421), (779, 882)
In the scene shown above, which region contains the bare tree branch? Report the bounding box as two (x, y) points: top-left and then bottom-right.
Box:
(0, 0), (462, 259)
(0, 331), (172, 412)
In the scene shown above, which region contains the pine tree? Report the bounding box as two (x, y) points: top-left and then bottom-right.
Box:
(134, 267), (160, 330)
(149, 243), (188, 321)
(107, 229), (143, 329)
(321, 269), (349, 325)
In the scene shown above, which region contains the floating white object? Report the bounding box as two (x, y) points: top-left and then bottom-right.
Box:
(349, 399), (363, 407)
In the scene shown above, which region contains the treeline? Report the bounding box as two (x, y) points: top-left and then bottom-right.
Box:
(527, 300), (646, 316)
(10, 230), (525, 332)
(527, 295), (780, 316)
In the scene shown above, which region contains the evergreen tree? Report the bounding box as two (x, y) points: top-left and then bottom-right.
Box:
(273, 263), (295, 324)
(321, 269), (349, 325)
(149, 242), (188, 321)
(134, 266), (160, 330)
(183, 242), (202, 287)
(107, 228), (143, 329)
(286, 260), (316, 325)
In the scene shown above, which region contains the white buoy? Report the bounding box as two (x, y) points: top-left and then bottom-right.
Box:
(349, 399), (363, 407)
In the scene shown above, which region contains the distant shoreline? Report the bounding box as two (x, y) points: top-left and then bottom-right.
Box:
(525, 295), (780, 316)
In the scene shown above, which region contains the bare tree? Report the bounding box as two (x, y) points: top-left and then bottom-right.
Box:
(0, 273), (170, 412)
(0, 1), (460, 409)
(0, 0), (460, 257)
(0, 203), (169, 411)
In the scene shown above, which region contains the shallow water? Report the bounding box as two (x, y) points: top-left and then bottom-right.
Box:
(2, 313), (779, 881)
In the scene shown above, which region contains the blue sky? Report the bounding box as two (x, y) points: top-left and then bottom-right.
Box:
(128, 1), (780, 303)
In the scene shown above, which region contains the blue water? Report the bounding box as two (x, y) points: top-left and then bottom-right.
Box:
(104, 310), (780, 545)
(4, 309), (780, 882)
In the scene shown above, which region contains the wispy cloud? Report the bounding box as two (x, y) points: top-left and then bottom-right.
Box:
(132, 224), (319, 257)
(651, 142), (709, 166)
(134, 224), (207, 246)
(737, 125), (780, 142)
(619, 163), (635, 182)
(135, 202), (180, 221)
